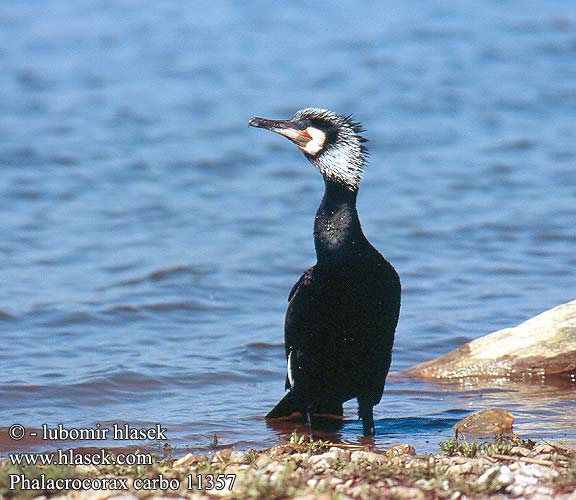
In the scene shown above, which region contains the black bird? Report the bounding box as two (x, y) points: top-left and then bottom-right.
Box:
(249, 108), (401, 435)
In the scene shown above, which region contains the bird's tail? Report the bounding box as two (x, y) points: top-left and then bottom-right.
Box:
(266, 391), (344, 420)
(266, 391), (303, 420)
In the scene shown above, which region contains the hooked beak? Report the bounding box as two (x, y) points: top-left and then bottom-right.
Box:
(249, 116), (311, 148)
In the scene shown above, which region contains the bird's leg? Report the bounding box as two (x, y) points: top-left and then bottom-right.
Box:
(305, 402), (316, 439)
(358, 397), (375, 436)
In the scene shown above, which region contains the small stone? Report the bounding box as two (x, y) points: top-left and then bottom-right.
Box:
(446, 462), (472, 476)
(386, 444), (416, 456)
(308, 455), (330, 473)
(225, 464), (249, 474)
(306, 478), (319, 487)
(477, 465), (500, 486)
(350, 450), (384, 463)
(254, 454), (273, 468)
(531, 443), (556, 455)
(290, 452), (309, 463)
(212, 448), (233, 463)
(327, 446), (349, 462)
(388, 486), (425, 500)
(509, 446), (530, 457)
(268, 443), (307, 456)
(229, 450), (249, 464)
(496, 465), (514, 485)
(519, 463), (558, 480)
(308, 452), (330, 465)
(173, 453), (206, 467)
(263, 462), (286, 475)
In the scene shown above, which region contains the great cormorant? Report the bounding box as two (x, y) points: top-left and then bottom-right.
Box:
(249, 108), (401, 435)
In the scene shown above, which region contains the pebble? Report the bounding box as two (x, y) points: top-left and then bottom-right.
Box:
(495, 465), (514, 485)
(229, 450), (250, 463)
(306, 478), (319, 488)
(173, 453), (206, 467)
(446, 462), (472, 476)
(509, 446), (531, 456)
(307, 454), (331, 473)
(350, 450), (384, 463)
(477, 465), (501, 486)
(327, 446), (350, 462)
(225, 464), (249, 474)
(211, 448), (233, 463)
(254, 453), (273, 469)
(386, 444), (416, 456)
(388, 486), (425, 500)
(532, 443), (556, 455)
(290, 452), (310, 463)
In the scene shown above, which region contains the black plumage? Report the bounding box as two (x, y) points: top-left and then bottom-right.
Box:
(249, 109), (401, 435)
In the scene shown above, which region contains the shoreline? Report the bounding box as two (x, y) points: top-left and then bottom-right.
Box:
(1, 435), (574, 499)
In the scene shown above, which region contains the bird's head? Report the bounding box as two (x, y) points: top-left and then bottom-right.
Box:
(249, 108), (368, 191)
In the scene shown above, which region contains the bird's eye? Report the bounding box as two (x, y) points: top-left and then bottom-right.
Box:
(296, 120), (308, 130)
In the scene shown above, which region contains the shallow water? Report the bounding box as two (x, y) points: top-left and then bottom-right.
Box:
(1, 0), (575, 455)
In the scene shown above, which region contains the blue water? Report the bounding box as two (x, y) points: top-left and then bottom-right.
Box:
(1, 0), (575, 455)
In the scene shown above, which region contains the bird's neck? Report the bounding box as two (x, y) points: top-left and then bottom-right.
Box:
(314, 179), (365, 261)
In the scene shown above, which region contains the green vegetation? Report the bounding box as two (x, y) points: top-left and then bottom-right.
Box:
(289, 431), (334, 453)
(244, 448), (259, 464)
(439, 434), (536, 458)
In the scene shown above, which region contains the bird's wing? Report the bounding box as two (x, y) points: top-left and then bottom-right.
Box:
(284, 267), (316, 390)
(288, 267), (314, 302)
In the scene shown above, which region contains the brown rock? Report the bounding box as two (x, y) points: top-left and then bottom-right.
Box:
(453, 408), (514, 438)
(406, 300), (576, 381)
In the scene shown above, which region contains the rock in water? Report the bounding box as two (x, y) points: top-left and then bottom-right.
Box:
(453, 408), (514, 438)
(407, 300), (576, 381)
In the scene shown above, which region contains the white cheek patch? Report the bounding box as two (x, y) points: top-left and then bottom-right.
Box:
(302, 127), (326, 155)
